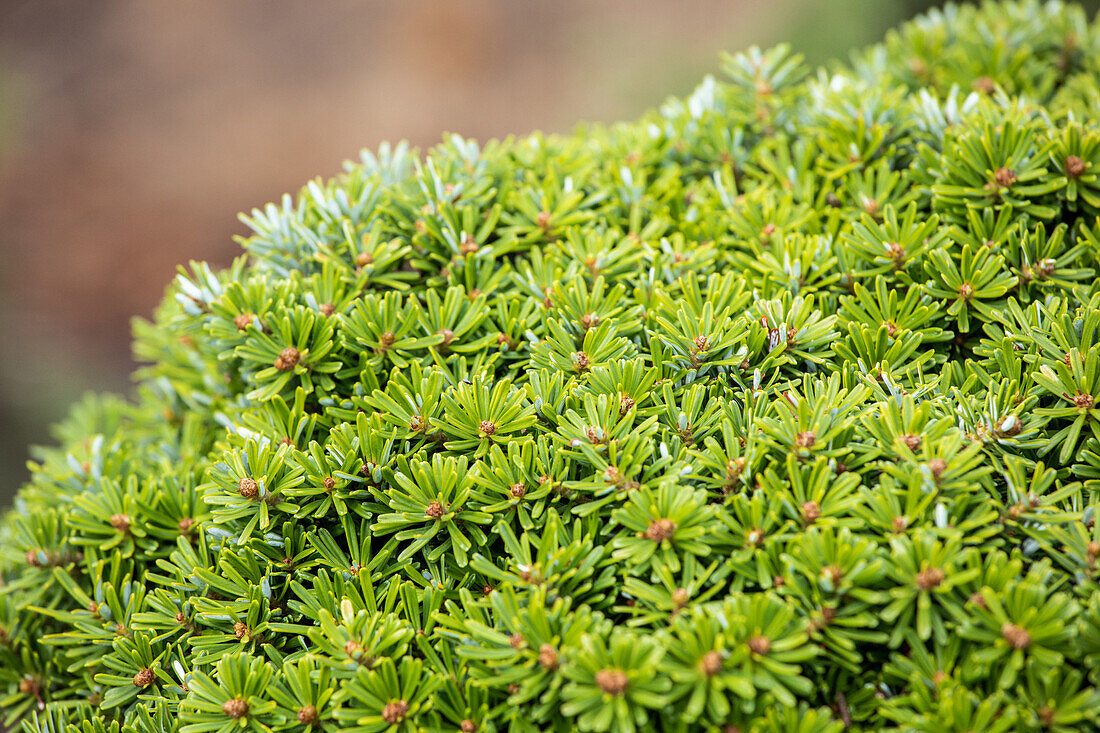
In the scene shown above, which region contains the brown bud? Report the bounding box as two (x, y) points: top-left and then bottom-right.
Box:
(1033, 258), (1056, 279)
(410, 414), (428, 432)
(319, 303), (335, 317)
(133, 668), (154, 687)
(747, 635), (771, 656)
(355, 252), (374, 267)
(324, 477), (336, 491)
(379, 332), (396, 349)
(381, 700), (409, 724)
(437, 329), (454, 347)
(1087, 541), (1100, 560)
(801, 501), (820, 524)
(455, 234), (479, 257)
(297, 705), (319, 724)
(1074, 393), (1095, 409)
(595, 668), (629, 696)
(275, 346), (300, 371)
(958, 282), (974, 300)
(619, 393), (636, 415)
(1002, 622), (1031, 649)
(1066, 155), (1087, 179)
(973, 75), (996, 94)
(645, 518), (676, 542)
(892, 515), (908, 533)
(508, 633), (524, 649)
(580, 313), (600, 331)
(509, 483), (526, 499)
(238, 478), (259, 499)
(461, 720), (478, 733)
(425, 501), (445, 519)
(928, 458), (947, 481)
(723, 457), (746, 494)
(233, 622), (250, 640)
(536, 210), (552, 230)
(887, 242), (906, 266)
(222, 698), (249, 719)
(994, 167), (1017, 187)
(479, 420), (497, 436)
(761, 223), (777, 238)
(969, 592), (988, 609)
(110, 514), (131, 533)
(671, 587), (690, 608)
(538, 643), (559, 670)
(916, 567), (945, 591)
(573, 351), (591, 372)
(175, 612), (188, 625)
(178, 517), (195, 533)
(901, 433), (921, 451)
(699, 650), (722, 676)
(822, 565), (843, 586)
(234, 313), (253, 331)
(795, 431), (816, 449)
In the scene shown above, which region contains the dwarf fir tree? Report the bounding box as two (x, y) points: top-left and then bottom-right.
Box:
(5, 1), (1100, 731)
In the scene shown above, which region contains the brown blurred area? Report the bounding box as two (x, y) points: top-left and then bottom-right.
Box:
(0, 0), (936, 503)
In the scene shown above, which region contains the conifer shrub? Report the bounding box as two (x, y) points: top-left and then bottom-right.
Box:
(6, 1), (1100, 730)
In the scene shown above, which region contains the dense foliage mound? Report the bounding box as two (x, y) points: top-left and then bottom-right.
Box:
(6, 1), (1100, 730)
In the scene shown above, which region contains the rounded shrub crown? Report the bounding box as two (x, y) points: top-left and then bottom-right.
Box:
(6, 2), (1100, 731)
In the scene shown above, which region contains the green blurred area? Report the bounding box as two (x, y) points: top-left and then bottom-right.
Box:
(0, 0), (1088, 507)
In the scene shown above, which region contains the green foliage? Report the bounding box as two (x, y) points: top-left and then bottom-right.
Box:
(6, 2), (1100, 730)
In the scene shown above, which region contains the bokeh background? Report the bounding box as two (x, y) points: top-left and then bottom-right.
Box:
(0, 0), (1054, 504)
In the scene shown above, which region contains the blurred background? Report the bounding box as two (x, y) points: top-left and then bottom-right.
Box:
(0, 0), (1009, 503)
